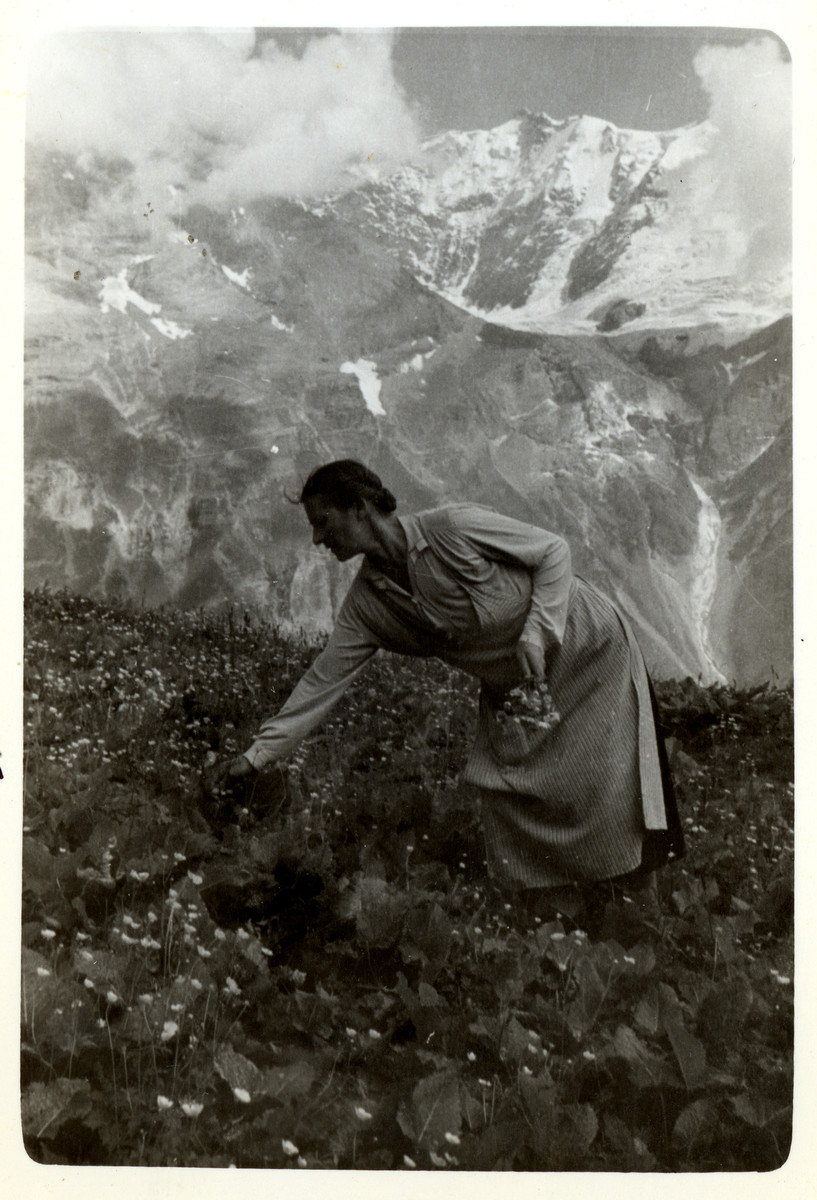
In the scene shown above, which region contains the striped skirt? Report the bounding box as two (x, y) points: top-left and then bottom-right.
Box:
(461, 577), (682, 890)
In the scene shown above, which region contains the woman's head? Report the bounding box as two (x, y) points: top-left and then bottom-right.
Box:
(299, 461), (397, 562)
(299, 460), (396, 514)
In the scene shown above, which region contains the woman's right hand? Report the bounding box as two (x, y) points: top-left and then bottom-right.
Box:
(203, 752), (255, 795)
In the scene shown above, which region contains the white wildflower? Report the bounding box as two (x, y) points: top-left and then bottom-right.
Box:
(233, 1087), (251, 1104)
(157, 1095), (174, 1110)
(181, 1100), (203, 1118)
(281, 1138), (299, 1156)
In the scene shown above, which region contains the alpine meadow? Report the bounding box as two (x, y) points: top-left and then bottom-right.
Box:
(21, 28), (794, 1171)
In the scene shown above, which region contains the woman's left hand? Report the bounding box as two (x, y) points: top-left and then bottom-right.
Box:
(516, 639), (546, 679)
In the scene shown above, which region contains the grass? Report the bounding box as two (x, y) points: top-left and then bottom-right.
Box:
(21, 588), (794, 1169)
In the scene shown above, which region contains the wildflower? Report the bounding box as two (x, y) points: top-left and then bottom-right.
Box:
(213, 927), (227, 941)
(106, 990), (120, 1005)
(129, 870), (150, 882)
(403, 1155), (417, 1168)
(224, 977), (241, 996)
(83, 978), (95, 989)
(354, 1106), (373, 1121)
(36, 967), (51, 978)
(367, 1028), (381, 1040)
(345, 1027), (357, 1038)
(40, 929), (57, 941)
(181, 1101), (203, 1118)
(196, 945), (212, 959)
(466, 1051), (477, 1062)
(623, 955), (636, 965)
(233, 1087), (251, 1104)
(582, 1050), (596, 1061)
(297, 1156), (308, 1168)
(188, 871), (203, 886)
(281, 1139), (299, 1156)
(445, 1131), (461, 1145)
(138, 994), (154, 1006)
(478, 1078), (491, 1087)
(160, 1020), (179, 1042)
(157, 1095), (174, 1110)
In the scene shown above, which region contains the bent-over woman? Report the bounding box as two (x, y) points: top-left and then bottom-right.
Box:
(215, 460), (683, 912)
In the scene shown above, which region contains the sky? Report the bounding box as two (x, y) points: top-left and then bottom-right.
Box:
(391, 27), (788, 135)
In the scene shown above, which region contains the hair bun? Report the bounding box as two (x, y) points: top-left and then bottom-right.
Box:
(299, 460), (398, 513)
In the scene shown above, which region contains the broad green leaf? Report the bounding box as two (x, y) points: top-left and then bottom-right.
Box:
(500, 1015), (536, 1065)
(659, 984), (708, 1090)
(397, 1069), (461, 1150)
(21, 947), (98, 1051)
(730, 1091), (791, 1129)
(600, 1024), (678, 1089)
(214, 1043), (266, 1097)
(22, 1078), (92, 1142)
(671, 1097), (719, 1151)
(527, 1101), (598, 1166)
(264, 1060), (315, 1101)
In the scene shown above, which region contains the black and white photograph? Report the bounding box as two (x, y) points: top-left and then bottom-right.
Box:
(13, 14), (801, 1178)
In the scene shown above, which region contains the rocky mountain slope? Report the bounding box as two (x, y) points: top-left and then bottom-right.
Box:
(23, 115), (792, 685)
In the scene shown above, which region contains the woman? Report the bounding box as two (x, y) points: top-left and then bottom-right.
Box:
(214, 460), (682, 912)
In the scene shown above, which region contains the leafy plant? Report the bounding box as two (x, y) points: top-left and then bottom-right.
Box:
(21, 588), (793, 1169)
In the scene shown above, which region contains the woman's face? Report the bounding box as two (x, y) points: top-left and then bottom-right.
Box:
(304, 496), (369, 562)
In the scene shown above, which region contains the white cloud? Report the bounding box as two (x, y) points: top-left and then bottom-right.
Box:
(26, 28), (421, 204)
(665, 37), (791, 282)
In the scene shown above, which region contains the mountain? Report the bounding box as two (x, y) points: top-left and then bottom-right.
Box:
(23, 114), (792, 685)
(327, 111), (789, 336)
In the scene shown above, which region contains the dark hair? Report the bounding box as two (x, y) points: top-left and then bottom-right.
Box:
(299, 460), (397, 513)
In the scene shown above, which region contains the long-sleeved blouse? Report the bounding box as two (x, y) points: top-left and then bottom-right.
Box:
(243, 503), (572, 770)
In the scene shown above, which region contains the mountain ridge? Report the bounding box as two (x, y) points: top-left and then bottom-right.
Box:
(23, 112), (792, 684)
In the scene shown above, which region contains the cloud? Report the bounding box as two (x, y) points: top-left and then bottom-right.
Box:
(664, 37), (791, 282)
(26, 28), (421, 205)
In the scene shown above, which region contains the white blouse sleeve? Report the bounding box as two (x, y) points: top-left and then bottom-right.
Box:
(439, 506), (573, 653)
(242, 583), (380, 770)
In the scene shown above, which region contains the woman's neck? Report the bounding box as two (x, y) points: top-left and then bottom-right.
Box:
(365, 511), (409, 576)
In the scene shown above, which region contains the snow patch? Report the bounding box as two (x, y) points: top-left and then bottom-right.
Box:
(340, 359), (385, 416)
(99, 269), (161, 317)
(150, 316), (193, 341)
(271, 313), (294, 333)
(222, 264), (251, 290)
(99, 264), (192, 339)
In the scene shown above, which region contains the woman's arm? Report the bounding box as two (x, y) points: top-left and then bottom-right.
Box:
(239, 585), (380, 772)
(435, 505), (573, 663)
